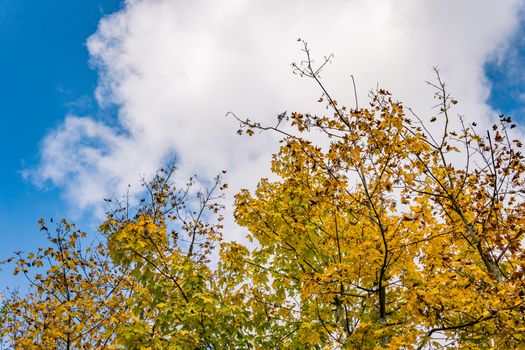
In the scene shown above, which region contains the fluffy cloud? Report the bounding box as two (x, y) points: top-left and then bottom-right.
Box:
(34, 0), (524, 239)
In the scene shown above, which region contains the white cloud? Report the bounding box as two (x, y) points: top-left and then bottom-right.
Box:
(34, 0), (525, 240)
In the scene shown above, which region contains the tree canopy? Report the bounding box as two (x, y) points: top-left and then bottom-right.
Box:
(2, 43), (525, 349)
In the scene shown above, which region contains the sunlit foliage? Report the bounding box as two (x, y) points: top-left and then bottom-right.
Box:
(2, 41), (524, 349)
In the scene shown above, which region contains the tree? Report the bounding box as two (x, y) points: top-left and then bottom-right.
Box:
(2, 41), (524, 349)
(98, 168), (255, 349)
(232, 40), (525, 348)
(2, 169), (255, 349)
(1, 220), (132, 349)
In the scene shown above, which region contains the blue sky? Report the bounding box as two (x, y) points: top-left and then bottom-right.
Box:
(486, 24), (525, 120)
(0, 0), (122, 285)
(1, 0), (524, 288)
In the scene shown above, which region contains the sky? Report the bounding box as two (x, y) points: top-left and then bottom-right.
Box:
(1, 0), (525, 287)
(0, 0), (123, 285)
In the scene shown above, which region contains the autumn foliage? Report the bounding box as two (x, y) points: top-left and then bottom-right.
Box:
(2, 42), (525, 349)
